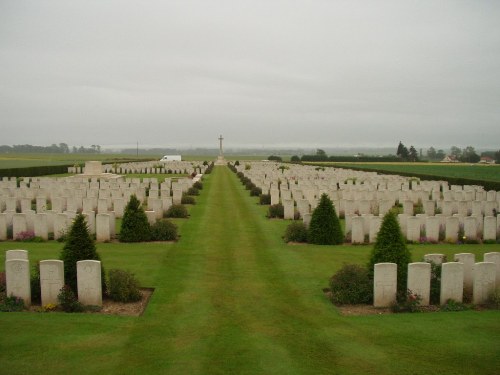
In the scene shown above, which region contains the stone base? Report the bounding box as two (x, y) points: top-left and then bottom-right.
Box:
(215, 156), (226, 166)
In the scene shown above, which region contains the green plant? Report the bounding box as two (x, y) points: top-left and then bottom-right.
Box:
(193, 181), (203, 190)
(440, 299), (470, 312)
(284, 222), (308, 243)
(368, 210), (411, 294)
(487, 288), (500, 310)
(259, 194), (271, 205)
(60, 213), (104, 294)
(57, 285), (84, 313)
(428, 261), (442, 305)
(268, 203), (284, 219)
(151, 219), (178, 241)
(0, 272), (5, 294)
(250, 186), (262, 197)
(329, 264), (372, 305)
(166, 204), (189, 218)
(120, 194), (151, 242)
(0, 295), (25, 312)
(30, 263), (41, 305)
(181, 194), (196, 205)
(392, 289), (422, 313)
(308, 193), (343, 245)
(187, 187), (199, 196)
(107, 269), (142, 303)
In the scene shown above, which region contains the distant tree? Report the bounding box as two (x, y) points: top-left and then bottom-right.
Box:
(120, 195), (151, 242)
(450, 146), (462, 159)
(308, 193), (343, 245)
(461, 146), (480, 163)
(495, 150), (500, 164)
(426, 146), (437, 160)
(396, 141), (404, 156)
(436, 149), (445, 160)
(72, 146), (78, 153)
(60, 214), (104, 295)
(316, 149), (326, 157)
(290, 155), (301, 162)
(268, 155), (282, 162)
(368, 210), (411, 294)
(408, 146), (419, 162)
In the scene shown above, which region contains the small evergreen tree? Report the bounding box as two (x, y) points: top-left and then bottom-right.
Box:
(368, 210), (411, 294)
(308, 193), (343, 245)
(120, 195), (151, 242)
(60, 214), (103, 294)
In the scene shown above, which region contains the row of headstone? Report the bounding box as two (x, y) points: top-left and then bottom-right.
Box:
(67, 160), (206, 175)
(0, 211), (117, 242)
(373, 252), (500, 307)
(4, 250), (102, 307)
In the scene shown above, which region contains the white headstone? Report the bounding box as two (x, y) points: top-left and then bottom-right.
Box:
(40, 260), (64, 306)
(440, 262), (464, 304)
(96, 213), (111, 242)
(6, 259), (31, 306)
(454, 253), (475, 292)
(472, 262), (496, 304)
(483, 252), (500, 289)
(6, 250), (29, 260)
(77, 260), (102, 306)
(374, 263), (397, 307)
(407, 262), (431, 305)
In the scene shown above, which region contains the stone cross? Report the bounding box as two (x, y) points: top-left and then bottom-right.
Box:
(218, 135), (224, 157)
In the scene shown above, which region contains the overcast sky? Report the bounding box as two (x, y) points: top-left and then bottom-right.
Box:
(1, 1), (499, 150)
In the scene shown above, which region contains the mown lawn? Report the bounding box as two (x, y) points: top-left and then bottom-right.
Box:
(312, 162), (500, 183)
(0, 166), (499, 375)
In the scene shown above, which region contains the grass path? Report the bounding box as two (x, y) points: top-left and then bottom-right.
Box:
(1, 166), (499, 374)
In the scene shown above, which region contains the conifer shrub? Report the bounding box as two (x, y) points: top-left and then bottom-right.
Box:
(193, 181), (203, 190)
(259, 194), (271, 205)
(59, 214), (105, 295)
(166, 204), (189, 218)
(368, 210), (412, 294)
(284, 222), (308, 243)
(151, 219), (178, 241)
(329, 264), (373, 304)
(107, 269), (141, 303)
(30, 263), (41, 305)
(308, 193), (343, 245)
(120, 195), (151, 242)
(268, 203), (284, 218)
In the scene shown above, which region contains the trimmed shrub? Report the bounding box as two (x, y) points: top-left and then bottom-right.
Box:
(0, 272), (5, 294)
(166, 204), (189, 218)
(193, 181), (203, 190)
(284, 222), (308, 243)
(259, 194), (271, 205)
(181, 194), (196, 205)
(250, 186), (262, 197)
(187, 187), (199, 196)
(368, 210), (411, 294)
(120, 195), (151, 242)
(308, 193), (343, 245)
(60, 214), (104, 295)
(0, 295), (25, 312)
(268, 203), (284, 218)
(151, 219), (178, 241)
(57, 285), (84, 312)
(107, 269), (142, 303)
(329, 264), (373, 305)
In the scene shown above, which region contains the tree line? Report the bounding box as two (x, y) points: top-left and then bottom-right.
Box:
(0, 143), (101, 154)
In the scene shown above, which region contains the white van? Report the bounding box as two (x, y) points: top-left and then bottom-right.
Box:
(160, 155), (182, 162)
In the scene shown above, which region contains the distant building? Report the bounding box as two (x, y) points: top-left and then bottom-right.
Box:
(479, 156), (495, 164)
(160, 155), (182, 162)
(440, 155), (459, 163)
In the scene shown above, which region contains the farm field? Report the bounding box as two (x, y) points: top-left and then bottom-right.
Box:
(0, 153), (156, 169)
(308, 162), (500, 183)
(1, 166), (499, 374)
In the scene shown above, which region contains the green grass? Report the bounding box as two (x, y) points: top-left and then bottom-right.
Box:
(1, 167), (499, 374)
(312, 162), (500, 183)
